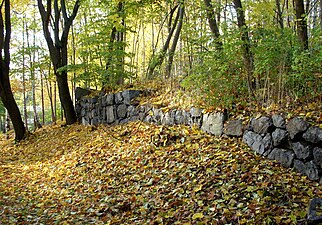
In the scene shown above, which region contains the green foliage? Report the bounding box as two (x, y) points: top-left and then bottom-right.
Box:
(288, 47), (322, 99)
(182, 29), (248, 109)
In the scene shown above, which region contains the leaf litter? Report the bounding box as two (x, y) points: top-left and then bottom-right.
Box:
(0, 121), (320, 224)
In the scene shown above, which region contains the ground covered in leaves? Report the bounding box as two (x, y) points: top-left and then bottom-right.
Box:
(0, 122), (321, 224)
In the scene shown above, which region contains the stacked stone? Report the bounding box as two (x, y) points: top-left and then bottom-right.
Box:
(75, 89), (142, 126)
(243, 115), (322, 181)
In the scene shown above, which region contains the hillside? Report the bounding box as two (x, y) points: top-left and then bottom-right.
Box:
(0, 121), (321, 224)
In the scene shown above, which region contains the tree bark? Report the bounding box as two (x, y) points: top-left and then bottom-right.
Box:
(233, 0), (255, 97)
(275, 0), (284, 29)
(147, 4), (180, 79)
(37, 0), (79, 125)
(294, 0), (309, 50)
(165, 3), (184, 78)
(320, 0), (322, 30)
(0, 0), (26, 141)
(203, 0), (222, 49)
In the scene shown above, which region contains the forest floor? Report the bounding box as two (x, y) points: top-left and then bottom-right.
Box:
(0, 120), (321, 224)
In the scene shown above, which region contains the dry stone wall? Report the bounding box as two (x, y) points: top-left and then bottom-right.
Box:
(243, 115), (322, 182)
(75, 88), (225, 135)
(75, 88), (322, 183)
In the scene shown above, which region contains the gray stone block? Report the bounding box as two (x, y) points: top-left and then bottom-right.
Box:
(272, 128), (288, 146)
(286, 117), (309, 139)
(294, 160), (319, 181)
(303, 126), (322, 144)
(115, 92), (123, 104)
(313, 147), (322, 168)
(123, 90), (141, 105)
(117, 104), (127, 119)
(272, 114), (286, 129)
(252, 116), (273, 134)
(268, 148), (295, 168)
(106, 106), (115, 124)
(224, 120), (243, 137)
(201, 112), (224, 136)
(291, 141), (312, 160)
(190, 107), (202, 117)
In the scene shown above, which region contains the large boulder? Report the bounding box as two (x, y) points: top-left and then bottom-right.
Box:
(268, 148), (295, 168)
(201, 112), (224, 135)
(252, 116), (274, 134)
(272, 128), (288, 146)
(303, 126), (322, 144)
(224, 120), (243, 137)
(286, 117), (309, 139)
(294, 160), (320, 181)
(291, 141), (312, 160)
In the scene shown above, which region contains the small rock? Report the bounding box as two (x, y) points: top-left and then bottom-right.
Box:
(294, 160), (320, 181)
(313, 147), (322, 168)
(117, 104), (127, 119)
(105, 94), (115, 106)
(106, 106), (115, 124)
(75, 87), (92, 101)
(268, 148), (295, 168)
(201, 113), (224, 136)
(190, 107), (202, 117)
(303, 126), (322, 144)
(115, 92), (123, 104)
(272, 114), (286, 129)
(291, 141), (312, 160)
(307, 198), (322, 225)
(286, 117), (308, 139)
(123, 90), (141, 105)
(272, 128), (288, 146)
(224, 120), (243, 137)
(252, 117), (274, 134)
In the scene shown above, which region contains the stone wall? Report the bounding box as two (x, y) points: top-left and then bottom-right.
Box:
(75, 88), (225, 135)
(75, 88), (322, 182)
(243, 116), (322, 182)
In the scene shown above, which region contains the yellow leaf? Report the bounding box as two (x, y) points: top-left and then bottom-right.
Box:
(192, 212), (204, 220)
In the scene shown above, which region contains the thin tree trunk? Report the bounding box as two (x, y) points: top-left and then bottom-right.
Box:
(319, 0), (322, 30)
(38, 0), (79, 125)
(203, 0), (222, 49)
(22, 16), (28, 131)
(166, 3), (184, 78)
(233, 0), (255, 98)
(0, 0), (26, 141)
(295, 0), (309, 50)
(275, 0), (284, 29)
(147, 4), (180, 79)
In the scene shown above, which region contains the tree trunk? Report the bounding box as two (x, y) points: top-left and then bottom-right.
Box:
(165, 3), (184, 78)
(275, 0), (284, 29)
(233, 0), (255, 98)
(0, 0), (26, 141)
(37, 0), (79, 125)
(320, 0), (322, 30)
(22, 16), (28, 131)
(294, 0), (309, 50)
(147, 4), (180, 79)
(203, 0), (222, 48)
